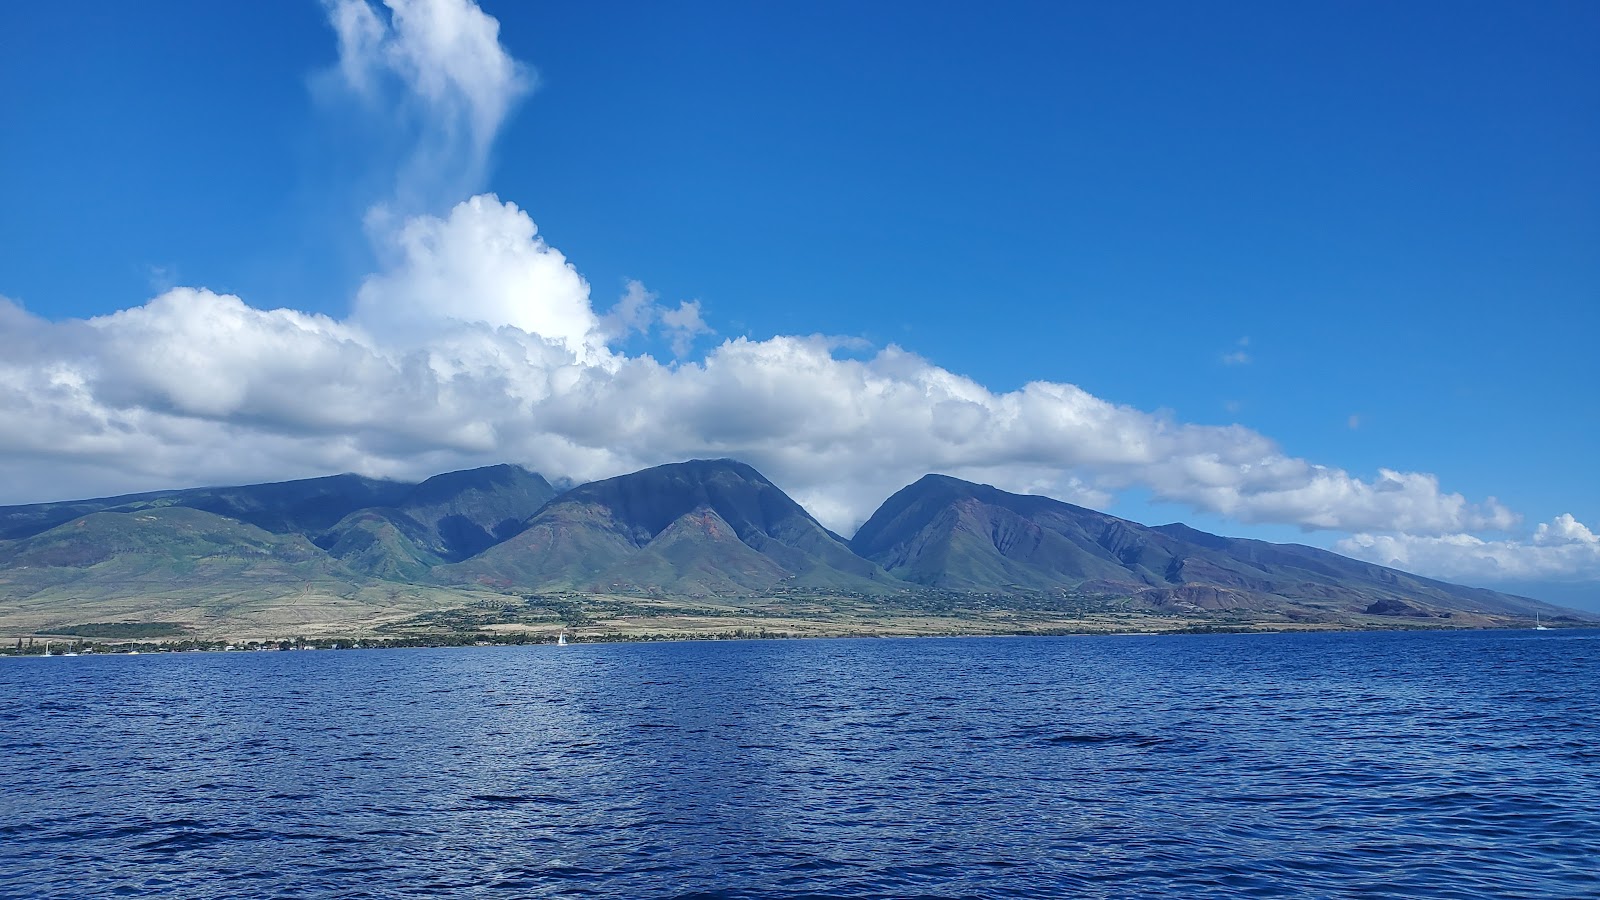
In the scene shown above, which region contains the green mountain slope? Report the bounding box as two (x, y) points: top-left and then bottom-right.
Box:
(0, 506), (341, 584)
(315, 508), (447, 582)
(0, 506), (481, 636)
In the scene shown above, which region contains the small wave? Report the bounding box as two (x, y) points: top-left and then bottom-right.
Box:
(135, 827), (270, 854)
(466, 793), (576, 805)
(1041, 732), (1171, 747)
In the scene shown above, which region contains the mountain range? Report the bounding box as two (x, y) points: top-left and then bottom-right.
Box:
(440, 459), (898, 596)
(0, 458), (1586, 635)
(851, 474), (1554, 619)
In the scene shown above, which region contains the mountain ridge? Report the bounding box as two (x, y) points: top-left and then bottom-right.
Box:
(852, 473), (1565, 619)
(0, 460), (1588, 634)
(439, 459), (902, 595)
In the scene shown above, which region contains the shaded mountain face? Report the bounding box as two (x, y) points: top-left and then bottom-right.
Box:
(852, 474), (1563, 618)
(153, 474), (414, 535)
(441, 459), (898, 595)
(0, 488), (183, 541)
(398, 464), (557, 560)
(0, 464), (558, 580)
(0, 474), (412, 541)
(313, 464), (557, 575)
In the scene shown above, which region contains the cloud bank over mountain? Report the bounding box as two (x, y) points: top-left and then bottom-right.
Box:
(0, 188), (1559, 581)
(1339, 515), (1600, 584)
(0, 0), (1591, 590)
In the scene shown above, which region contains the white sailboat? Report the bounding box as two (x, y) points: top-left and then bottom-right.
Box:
(1534, 611), (1551, 631)
(557, 631), (568, 646)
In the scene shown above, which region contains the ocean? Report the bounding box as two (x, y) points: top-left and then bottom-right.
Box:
(2, 629), (1596, 898)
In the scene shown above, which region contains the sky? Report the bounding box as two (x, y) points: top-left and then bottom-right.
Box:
(0, 0), (1596, 607)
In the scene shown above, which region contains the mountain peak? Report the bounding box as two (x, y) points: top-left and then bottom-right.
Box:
(851, 474), (1567, 619)
(404, 463), (549, 507)
(646, 458), (772, 483)
(440, 458), (894, 595)
(853, 473), (1110, 559)
(549, 459), (799, 545)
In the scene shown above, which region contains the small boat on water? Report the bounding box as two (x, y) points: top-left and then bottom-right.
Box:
(557, 631), (568, 646)
(1535, 612), (1551, 631)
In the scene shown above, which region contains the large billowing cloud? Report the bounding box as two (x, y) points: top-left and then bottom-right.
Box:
(0, 190), (1525, 541)
(0, 0), (1580, 590)
(350, 195), (601, 354)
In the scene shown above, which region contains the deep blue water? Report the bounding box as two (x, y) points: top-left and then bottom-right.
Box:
(2, 629), (1598, 899)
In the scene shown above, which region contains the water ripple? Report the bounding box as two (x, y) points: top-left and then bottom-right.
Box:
(2, 629), (1598, 898)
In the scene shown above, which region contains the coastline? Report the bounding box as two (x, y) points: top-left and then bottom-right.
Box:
(3, 612), (1584, 657)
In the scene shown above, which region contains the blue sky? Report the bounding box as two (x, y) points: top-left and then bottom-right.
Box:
(0, 1), (1596, 605)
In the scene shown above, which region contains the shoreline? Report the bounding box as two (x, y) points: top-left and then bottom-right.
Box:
(3, 618), (1587, 657)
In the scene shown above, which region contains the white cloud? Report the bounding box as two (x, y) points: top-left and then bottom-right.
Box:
(599, 280), (714, 358)
(659, 299), (713, 357)
(326, 0), (387, 98)
(1536, 513), (1598, 546)
(352, 194), (604, 359)
(599, 280), (658, 342)
(1338, 514), (1600, 583)
(0, 200), (1535, 539)
(322, 0), (533, 211)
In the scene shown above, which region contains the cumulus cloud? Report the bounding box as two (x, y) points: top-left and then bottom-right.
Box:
(1338, 514), (1600, 583)
(1536, 513), (1599, 546)
(0, 198), (1532, 538)
(351, 194), (603, 358)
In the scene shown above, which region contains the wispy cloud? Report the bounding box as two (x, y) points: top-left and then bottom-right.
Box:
(600, 280), (715, 358)
(321, 0), (533, 214)
(1220, 336), (1251, 366)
